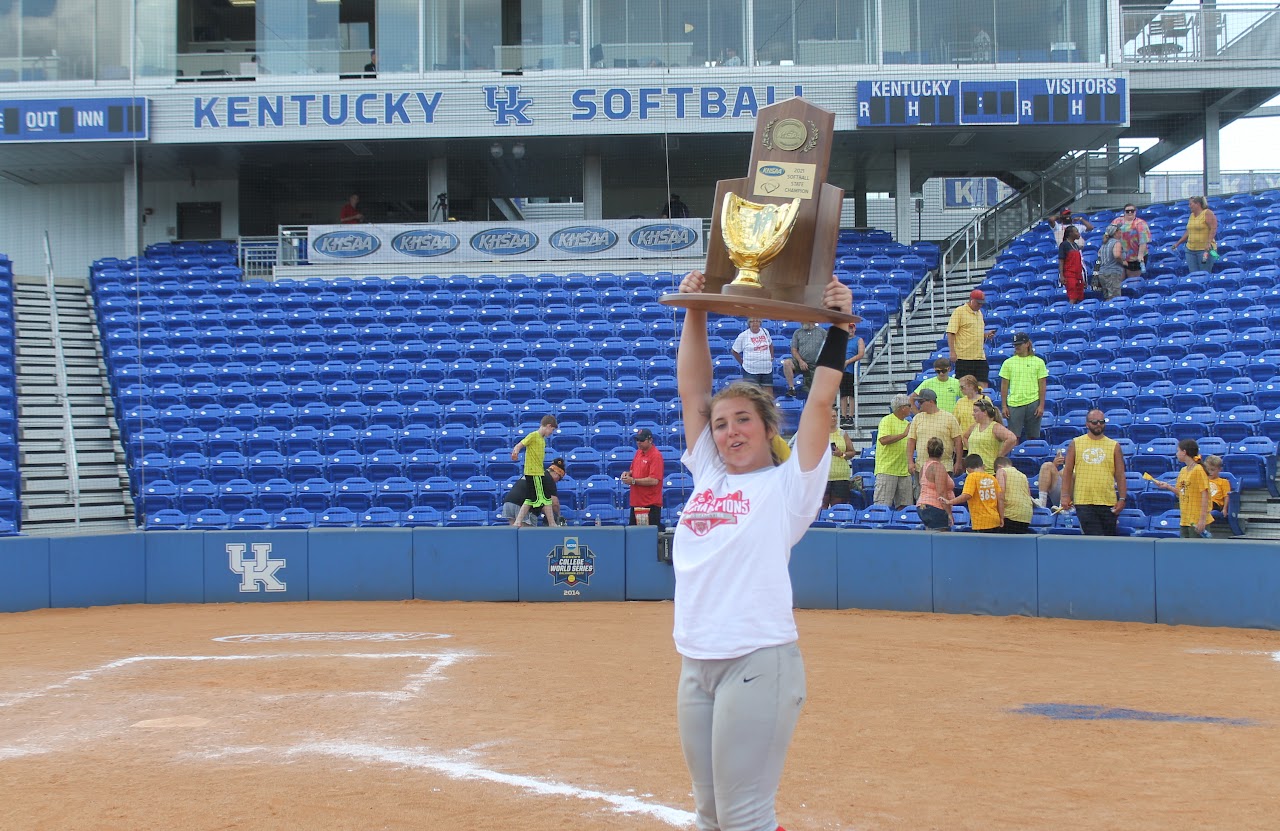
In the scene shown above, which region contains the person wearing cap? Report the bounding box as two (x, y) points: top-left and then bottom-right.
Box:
(998, 333), (1049, 442)
(946, 290), (995, 385)
(1047, 208), (1093, 246)
(873, 394), (914, 508)
(621, 428), (665, 531)
(502, 459), (566, 526)
(905, 388), (964, 482)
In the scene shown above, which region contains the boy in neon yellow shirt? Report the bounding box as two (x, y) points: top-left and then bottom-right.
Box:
(511, 414), (559, 527)
(911, 358), (962, 413)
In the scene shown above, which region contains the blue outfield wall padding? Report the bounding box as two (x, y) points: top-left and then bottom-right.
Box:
(0, 536), (51, 613)
(517, 527), (626, 601)
(49, 534), (146, 609)
(624, 526), (672, 601)
(1155, 540), (1280, 630)
(414, 528), (519, 602)
(790, 529), (839, 610)
(145, 531), (205, 604)
(203, 530), (310, 603)
(309, 528), (413, 601)
(837, 530), (933, 613)
(932, 532), (1038, 617)
(1037, 536), (1156, 624)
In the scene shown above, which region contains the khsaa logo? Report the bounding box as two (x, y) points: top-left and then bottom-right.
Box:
(391, 228), (459, 257)
(550, 226), (618, 255)
(470, 228), (539, 256)
(312, 230), (380, 258)
(630, 223), (697, 253)
(760, 164), (786, 176)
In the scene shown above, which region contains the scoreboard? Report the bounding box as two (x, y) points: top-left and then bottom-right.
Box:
(857, 78), (1126, 128)
(0, 98), (148, 143)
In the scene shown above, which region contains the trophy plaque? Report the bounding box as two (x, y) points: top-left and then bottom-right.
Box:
(660, 97), (858, 325)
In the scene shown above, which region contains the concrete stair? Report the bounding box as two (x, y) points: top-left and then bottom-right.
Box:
(14, 275), (133, 534)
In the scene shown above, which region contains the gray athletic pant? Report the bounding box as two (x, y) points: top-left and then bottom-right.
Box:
(677, 642), (806, 831)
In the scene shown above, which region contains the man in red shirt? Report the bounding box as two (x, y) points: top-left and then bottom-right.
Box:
(621, 428), (665, 531)
(339, 194), (364, 224)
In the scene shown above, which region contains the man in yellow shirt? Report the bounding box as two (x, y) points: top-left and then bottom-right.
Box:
(873, 394), (913, 508)
(905, 388), (964, 479)
(1060, 409), (1127, 536)
(994, 456), (1033, 534)
(946, 289), (994, 386)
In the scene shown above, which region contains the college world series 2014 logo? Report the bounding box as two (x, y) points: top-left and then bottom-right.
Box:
(548, 537), (594, 594)
(227, 542), (286, 593)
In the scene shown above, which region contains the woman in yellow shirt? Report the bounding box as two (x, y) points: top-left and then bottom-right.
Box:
(1151, 438), (1210, 537)
(1172, 196), (1217, 276)
(953, 375), (994, 437)
(962, 399), (1016, 474)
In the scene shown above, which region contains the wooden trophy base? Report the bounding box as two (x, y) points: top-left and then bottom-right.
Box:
(659, 292), (860, 325)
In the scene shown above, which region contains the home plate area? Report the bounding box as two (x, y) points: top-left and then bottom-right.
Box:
(0, 627), (696, 830)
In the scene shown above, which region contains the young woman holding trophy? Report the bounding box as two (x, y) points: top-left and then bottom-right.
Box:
(670, 268), (853, 831)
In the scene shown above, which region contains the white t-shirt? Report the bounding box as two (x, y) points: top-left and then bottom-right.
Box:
(731, 327), (774, 374)
(672, 424), (831, 660)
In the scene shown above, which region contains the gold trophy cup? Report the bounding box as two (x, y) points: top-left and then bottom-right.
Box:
(720, 194), (802, 291)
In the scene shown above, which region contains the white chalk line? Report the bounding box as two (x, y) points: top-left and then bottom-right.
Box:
(0, 651), (475, 710)
(1186, 648), (1280, 663)
(284, 741), (696, 828)
(0, 645), (697, 828)
(213, 632), (452, 643)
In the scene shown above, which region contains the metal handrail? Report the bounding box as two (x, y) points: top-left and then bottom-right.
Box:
(42, 232), (81, 528)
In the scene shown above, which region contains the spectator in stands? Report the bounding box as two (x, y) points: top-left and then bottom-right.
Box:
(363, 50), (377, 75)
(1172, 195), (1218, 275)
(1037, 447), (1066, 509)
(994, 456), (1033, 534)
(622, 428), (665, 531)
(910, 357), (961, 413)
(953, 374), (993, 437)
(999, 332), (1048, 441)
(906, 388), (964, 481)
(1060, 408), (1127, 536)
(1094, 224), (1126, 300)
(1149, 438), (1211, 538)
(949, 454), (1002, 532)
(874, 394), (914, 508)
(1058, 224), (1086, 304)
(670, 269), (851, 831)
(721, 46), (743, 66)
(838, 333), (866, 427)
(916, 437), (954, 531)
(1047, 208), (1093, 245)
(1110, 203), (1151, 280)
(731, 318), (775, 390)
(339, 194), (365, 224)
(946, 290), (995, 385)
(510, 414), (559, 527)
(826, 409), (859, 507)
(660, 193), (691, 219)
(502, 459), (566, 526)
(963, 399), (1016, 473)
(1204, 455), (1230, 528)
(781, 321), (825, 395)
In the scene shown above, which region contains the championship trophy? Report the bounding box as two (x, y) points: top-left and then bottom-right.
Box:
(660, 97), (858, 325)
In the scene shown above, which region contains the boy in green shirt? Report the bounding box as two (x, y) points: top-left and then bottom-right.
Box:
(511, 414), (559, 527)
(911, 358), (962, 413)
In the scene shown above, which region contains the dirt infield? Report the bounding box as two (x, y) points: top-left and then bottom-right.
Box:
(1, 601), (1278, 831)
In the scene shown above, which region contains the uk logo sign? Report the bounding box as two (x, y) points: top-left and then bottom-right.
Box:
(483, 85), (533, 126)
(227, 542), (287, 593)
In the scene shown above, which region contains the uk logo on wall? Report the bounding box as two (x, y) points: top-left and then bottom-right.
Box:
(227, 542), (287, 593)
(548, 537), (594, 589)
(483, 84), (533, 126)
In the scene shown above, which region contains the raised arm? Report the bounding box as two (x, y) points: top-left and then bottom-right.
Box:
(795, 277), (854, 473)
(676, 271), (714, 451)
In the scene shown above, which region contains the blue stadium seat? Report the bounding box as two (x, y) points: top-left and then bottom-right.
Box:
(256, 479), (295, 513)
(402, 505), (442, 527)
(189, 508), (232, 530)
(231, 509), (274, 530)
(296, 478), (336, 512)
(146, 509), (190, 531)
(359, 507), (401, 528)
(445, 506), (489, 527)
(315, 507), (359, 528)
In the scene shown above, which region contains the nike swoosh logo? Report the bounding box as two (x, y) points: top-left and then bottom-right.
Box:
(743, 675), (761, 683)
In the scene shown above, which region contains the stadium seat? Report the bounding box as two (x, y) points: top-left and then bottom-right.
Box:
(402, 505), (442, 527)
(231, 509), (274, 530)
(146, 509), (190, 531)
(315, 507), (359, 528)
(359, 507), (401, 528)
